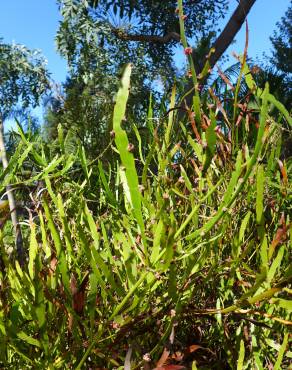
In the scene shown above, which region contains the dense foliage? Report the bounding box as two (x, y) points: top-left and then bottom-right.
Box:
(0, 1), (291, 369)
(56, 0), (227, 80)
(270, 4), (292, 76)
(46, 0), (230, 157)
(1, 57), (292, 370)
(0, 39), (49, 120)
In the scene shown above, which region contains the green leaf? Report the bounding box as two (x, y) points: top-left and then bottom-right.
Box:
(17, 331), (41, 348)
(113, 64), (144, 234)
(150, 219), (165, 264)
(256, 165), (264, 225)
(98, 160), (116, 205)
(237, 339), (245, 370)
(0, 143), (33, 188)
(179, 165), (195, 195)
(186, 151), (242, 240)
(239, 211), (252, 242)
(267, 93), (292, 127)
(57, 194), (74, 259)
(271, 298), (292, 312)
(28, 221), (38, 280)
(203, 109), (216, 174)
(164, 84), (176, 150)
(188, 135), (203, 162)
(274, 333), (289, 370)
(84, 205), (122, 295)
(243, 61), (291, 126)
(42, 196), (70, 293)
(267, 245), (285, 283)
(178, 177), (224, 240)
(109, 271), (149, 320)
(79, 145), (90, 182)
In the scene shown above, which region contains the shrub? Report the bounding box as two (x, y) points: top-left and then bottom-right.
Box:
(0, 57), (291, 369)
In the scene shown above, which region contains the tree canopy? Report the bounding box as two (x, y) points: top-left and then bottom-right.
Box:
(47, 0), (257, 158)
(270, 4), (292, 76)
(56, 0), (228, 83)
(0, 39), (49, 121)
(0, 40), (49, 264)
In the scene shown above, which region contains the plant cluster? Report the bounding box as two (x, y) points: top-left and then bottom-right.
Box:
(0, 1), (291, 369)
(0, 52), (291, 369)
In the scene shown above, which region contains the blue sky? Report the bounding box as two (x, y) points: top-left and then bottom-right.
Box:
(0, 0), (290, 83)
(0, 0), (67, 83)
(0, 0), (290, 124)
(222, 0), (290, 63)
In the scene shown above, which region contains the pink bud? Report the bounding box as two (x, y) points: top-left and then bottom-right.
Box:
(184, 47), (192, 55)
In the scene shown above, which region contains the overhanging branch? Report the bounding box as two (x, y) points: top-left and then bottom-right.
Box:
(112, 28), (180, 43)
(180, 0), (257, 116)
(111, 0), (256, 62)
(205, 0), (257, 70)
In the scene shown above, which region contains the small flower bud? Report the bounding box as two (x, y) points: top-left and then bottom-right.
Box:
(195, 83), (203, 92)
(184, 47), (193, 55)
(111, 321), (120, 329)
(127, 143), (135, 152)
(138, 185), (145, 193)
(170, 309), (176, 318)
(155, 272), (161, 280)
(143, 353), (151, 362)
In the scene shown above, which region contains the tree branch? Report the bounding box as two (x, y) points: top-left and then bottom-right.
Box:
(112, 29), (181, 43)
(205, 0), (257, 70)
(179, 0), (257, 117)
(112, 0), (256, 72)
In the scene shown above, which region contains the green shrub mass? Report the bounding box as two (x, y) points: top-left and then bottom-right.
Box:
(0, 42), (291, 370)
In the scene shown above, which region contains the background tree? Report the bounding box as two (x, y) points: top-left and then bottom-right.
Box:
(56, 0), (256, 79)
(270, 4), (292, 76)
(56, 0), (229, 82)
(256, 4), (292, 111)
(44, 69), (152, 159)
(265, 5), (291, 157)
(210, 3), (292, 159)
(49, 0), (256, 158)
(0, 39), (49, 264)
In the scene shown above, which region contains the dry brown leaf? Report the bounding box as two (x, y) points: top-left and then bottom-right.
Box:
(152, 366), (186, 370)
(156, 348), (170, 368)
